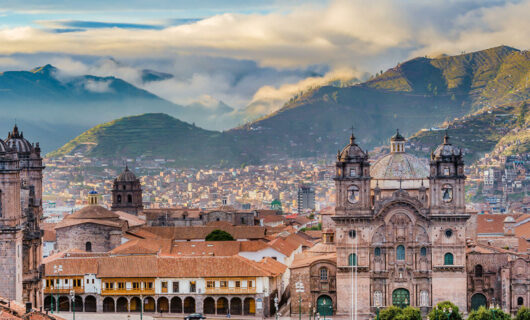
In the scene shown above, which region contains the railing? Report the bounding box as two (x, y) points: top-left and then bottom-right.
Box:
(43, 287), (84, 294)
(205, 287), (257, 294)
(101, 288), (155, 295)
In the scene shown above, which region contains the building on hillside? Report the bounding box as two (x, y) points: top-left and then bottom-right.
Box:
(111, 166), (143, 215)
(42, 254), (286, 317)
(0, 125), (44, 308)
(330, 131), (469, 318)
(297, 185), (315, 213)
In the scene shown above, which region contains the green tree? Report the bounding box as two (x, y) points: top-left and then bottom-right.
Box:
(428, 301), (463, 320)
(468, 306), (511, 320)
(396, 307), (422, 320)
(515, 307), (530, 320)
(379, 306), (402, 320)
(205, 229), (234, 241)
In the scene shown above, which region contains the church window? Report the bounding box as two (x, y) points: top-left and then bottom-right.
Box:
(374, 247), (381, 256)
(85, 242), (92, 252)
(420, 247), (427, 256)
(396, 245), (405, 260)
(444, 253), (454, 265)
(443, 167), (450, 176)
(122, 185), (126, 190)
(445, 229), (453, 238)
(350, 168), (356, 177)
(127, 194), (132, 203)
(320, 268), (328, 280)
(347, 185), (359, 203)
(117, 195), (122, 203)
(348, 230), (356, 238)
(348, 253), (357, 266)
(517, 297), (524, 306)
(442, 184), (453, 202)
(474, 265), (483, 277)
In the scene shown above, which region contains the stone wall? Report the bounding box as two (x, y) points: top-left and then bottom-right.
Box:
(56, 224), (122, 252)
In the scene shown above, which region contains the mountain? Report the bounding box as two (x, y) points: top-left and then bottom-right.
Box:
(408, 100), (529, 162)
(48, 113), (255, 167)
(50, 46), (530, 165)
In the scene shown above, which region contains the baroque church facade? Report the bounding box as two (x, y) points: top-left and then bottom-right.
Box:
(331, 131), (469, 316)
(0, 125), (44, 308)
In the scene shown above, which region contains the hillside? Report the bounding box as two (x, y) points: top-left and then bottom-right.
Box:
(408, 100), (529, 162)
(48, 113), (254, 167)
(50, 46), (530, 165)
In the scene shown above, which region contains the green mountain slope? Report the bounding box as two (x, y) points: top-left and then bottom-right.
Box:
(48, 113), (254, 167)
(408, 100), (529, 162)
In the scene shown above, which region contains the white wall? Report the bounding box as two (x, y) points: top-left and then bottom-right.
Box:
(239, 248), (287, 264)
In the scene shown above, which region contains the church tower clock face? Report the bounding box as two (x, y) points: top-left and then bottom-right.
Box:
(347, 185), (359, 203)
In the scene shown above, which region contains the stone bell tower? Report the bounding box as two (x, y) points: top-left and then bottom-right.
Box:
(334, 132), (371, 216)
(111, 165), (143, 215)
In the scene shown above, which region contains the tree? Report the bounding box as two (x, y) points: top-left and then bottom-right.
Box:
(515, 307), (530, 320)
(428, 301), (463, 320)
(378, 306), (421, 320)
(379, 306), (402, 320)
(468, 306), (511, 320)
(205, 229), (234, 241)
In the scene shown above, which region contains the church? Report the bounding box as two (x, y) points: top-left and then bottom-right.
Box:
(0, 125), (44, 308)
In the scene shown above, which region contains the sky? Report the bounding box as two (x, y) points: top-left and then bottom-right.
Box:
(1, 0), (529, 124)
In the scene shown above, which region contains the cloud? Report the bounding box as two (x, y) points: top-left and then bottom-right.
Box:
(83, 79), (113, 93)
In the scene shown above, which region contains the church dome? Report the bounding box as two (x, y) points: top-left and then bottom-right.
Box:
(433, 133), (461, 158)
(116, 165), (138, 182)
(371, 152), (429, 180)
(338, 133), (367, 161)
(6, 125), (33, 154)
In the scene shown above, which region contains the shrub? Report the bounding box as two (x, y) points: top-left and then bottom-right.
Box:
(428, 301), (463, 320)
(377, 306), (421, 320)
(468, 306), (511, 320)
(205, 229), (234, 241)
(515, 307), (530, 320)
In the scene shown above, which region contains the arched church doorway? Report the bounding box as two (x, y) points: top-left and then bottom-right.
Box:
(471, 293), (487, 310)
(392, 288), (410, 308)
(317, 295), (333, 316)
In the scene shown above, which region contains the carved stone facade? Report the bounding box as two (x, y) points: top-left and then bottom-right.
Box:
(332, 132), (469, 319)
(0, 125), (43, 308)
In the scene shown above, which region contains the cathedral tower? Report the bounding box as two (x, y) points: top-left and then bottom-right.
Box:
(111, 165), (143, 215)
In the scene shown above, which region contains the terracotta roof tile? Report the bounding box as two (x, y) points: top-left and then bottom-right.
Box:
(44, 257), (99, 276)
(98, 256), (158, 278)
(139, 225), (266, 240)
(291, 253), (337, 268)
(66, 205), (119, 220)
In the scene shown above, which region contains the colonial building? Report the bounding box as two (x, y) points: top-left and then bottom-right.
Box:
(144, 207), (256, 226)
(111, 166), (143, 215)
(0, 125), (44, 308)
(330, 131), (469, 318)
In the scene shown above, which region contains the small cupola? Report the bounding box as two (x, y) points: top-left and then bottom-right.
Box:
(390, 129), (405, 153)
(88, 190), (99, 205)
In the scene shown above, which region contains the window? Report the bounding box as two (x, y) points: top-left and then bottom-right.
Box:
(517, 297), (524, 306)
(220, 281), (228, 288)
(162, 281), (168, 293)
(374, 247), (381, 257)
(350, 168), (356, 177)
(420, 247), (427, 256)
(105, 282), (114, 289)
(74, 279), (81, 287)
(248, 280), (254, 288)
(241, 218), (245, 224)
(65, 279), (68, 285)
(349, 253), (357, 266)
(132, 282), (139, 289)
(173, 281), (179, 293)
(445, 229), (453, 238)
(117, 195), (122, 203)
(443, 167), (450, 176)
(442, 184), (453, 202)
(147, 282), (153, 289)
(347, 185), (360, 203)
(0, 190), (2, 217)
(85, 242), (92, 252)
(190, 281), (196, 292)
(207, 281), (215, 288)
(320, 268), (328, 280)
(474, 265), (483, 277)
(348, 229), (356, 238)
(86, 279), (89, 284)
(122, 185), (126, 190)
(235, 281), (241, 288)
(444, 253), (454, 265)
(118, 282), (125, 289)
(127, 194), (132, 203)
(396, 245), (405, 261)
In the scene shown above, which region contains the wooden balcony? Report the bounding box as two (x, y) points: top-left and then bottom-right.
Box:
(101, 288), (155, 296)
(205, 287), (257, 294)
(43, 287), (84, 294)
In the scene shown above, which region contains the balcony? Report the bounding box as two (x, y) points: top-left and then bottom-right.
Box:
(43, 287), (84, 294)
(101, 288), (155, 296)
(205, 287), (257, 295)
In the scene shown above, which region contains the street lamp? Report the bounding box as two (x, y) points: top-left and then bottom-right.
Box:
(490, 298), (496, 320)
(274, 296), (279, 320)
(70, 290), (75, 320)
(442, 307), (452, 320)
(295, 281), (304, 320)
(51, 265), (62, 314)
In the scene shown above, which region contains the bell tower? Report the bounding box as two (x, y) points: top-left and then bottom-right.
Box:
(111, 165), (143, 215)
(428, 133), (466, 214)
(334, 132), (371, 216)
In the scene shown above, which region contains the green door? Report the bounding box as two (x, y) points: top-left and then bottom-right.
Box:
(392, 289), (410, 308)
(471, 293), (487, 310)
(317, 295), (333, 316)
